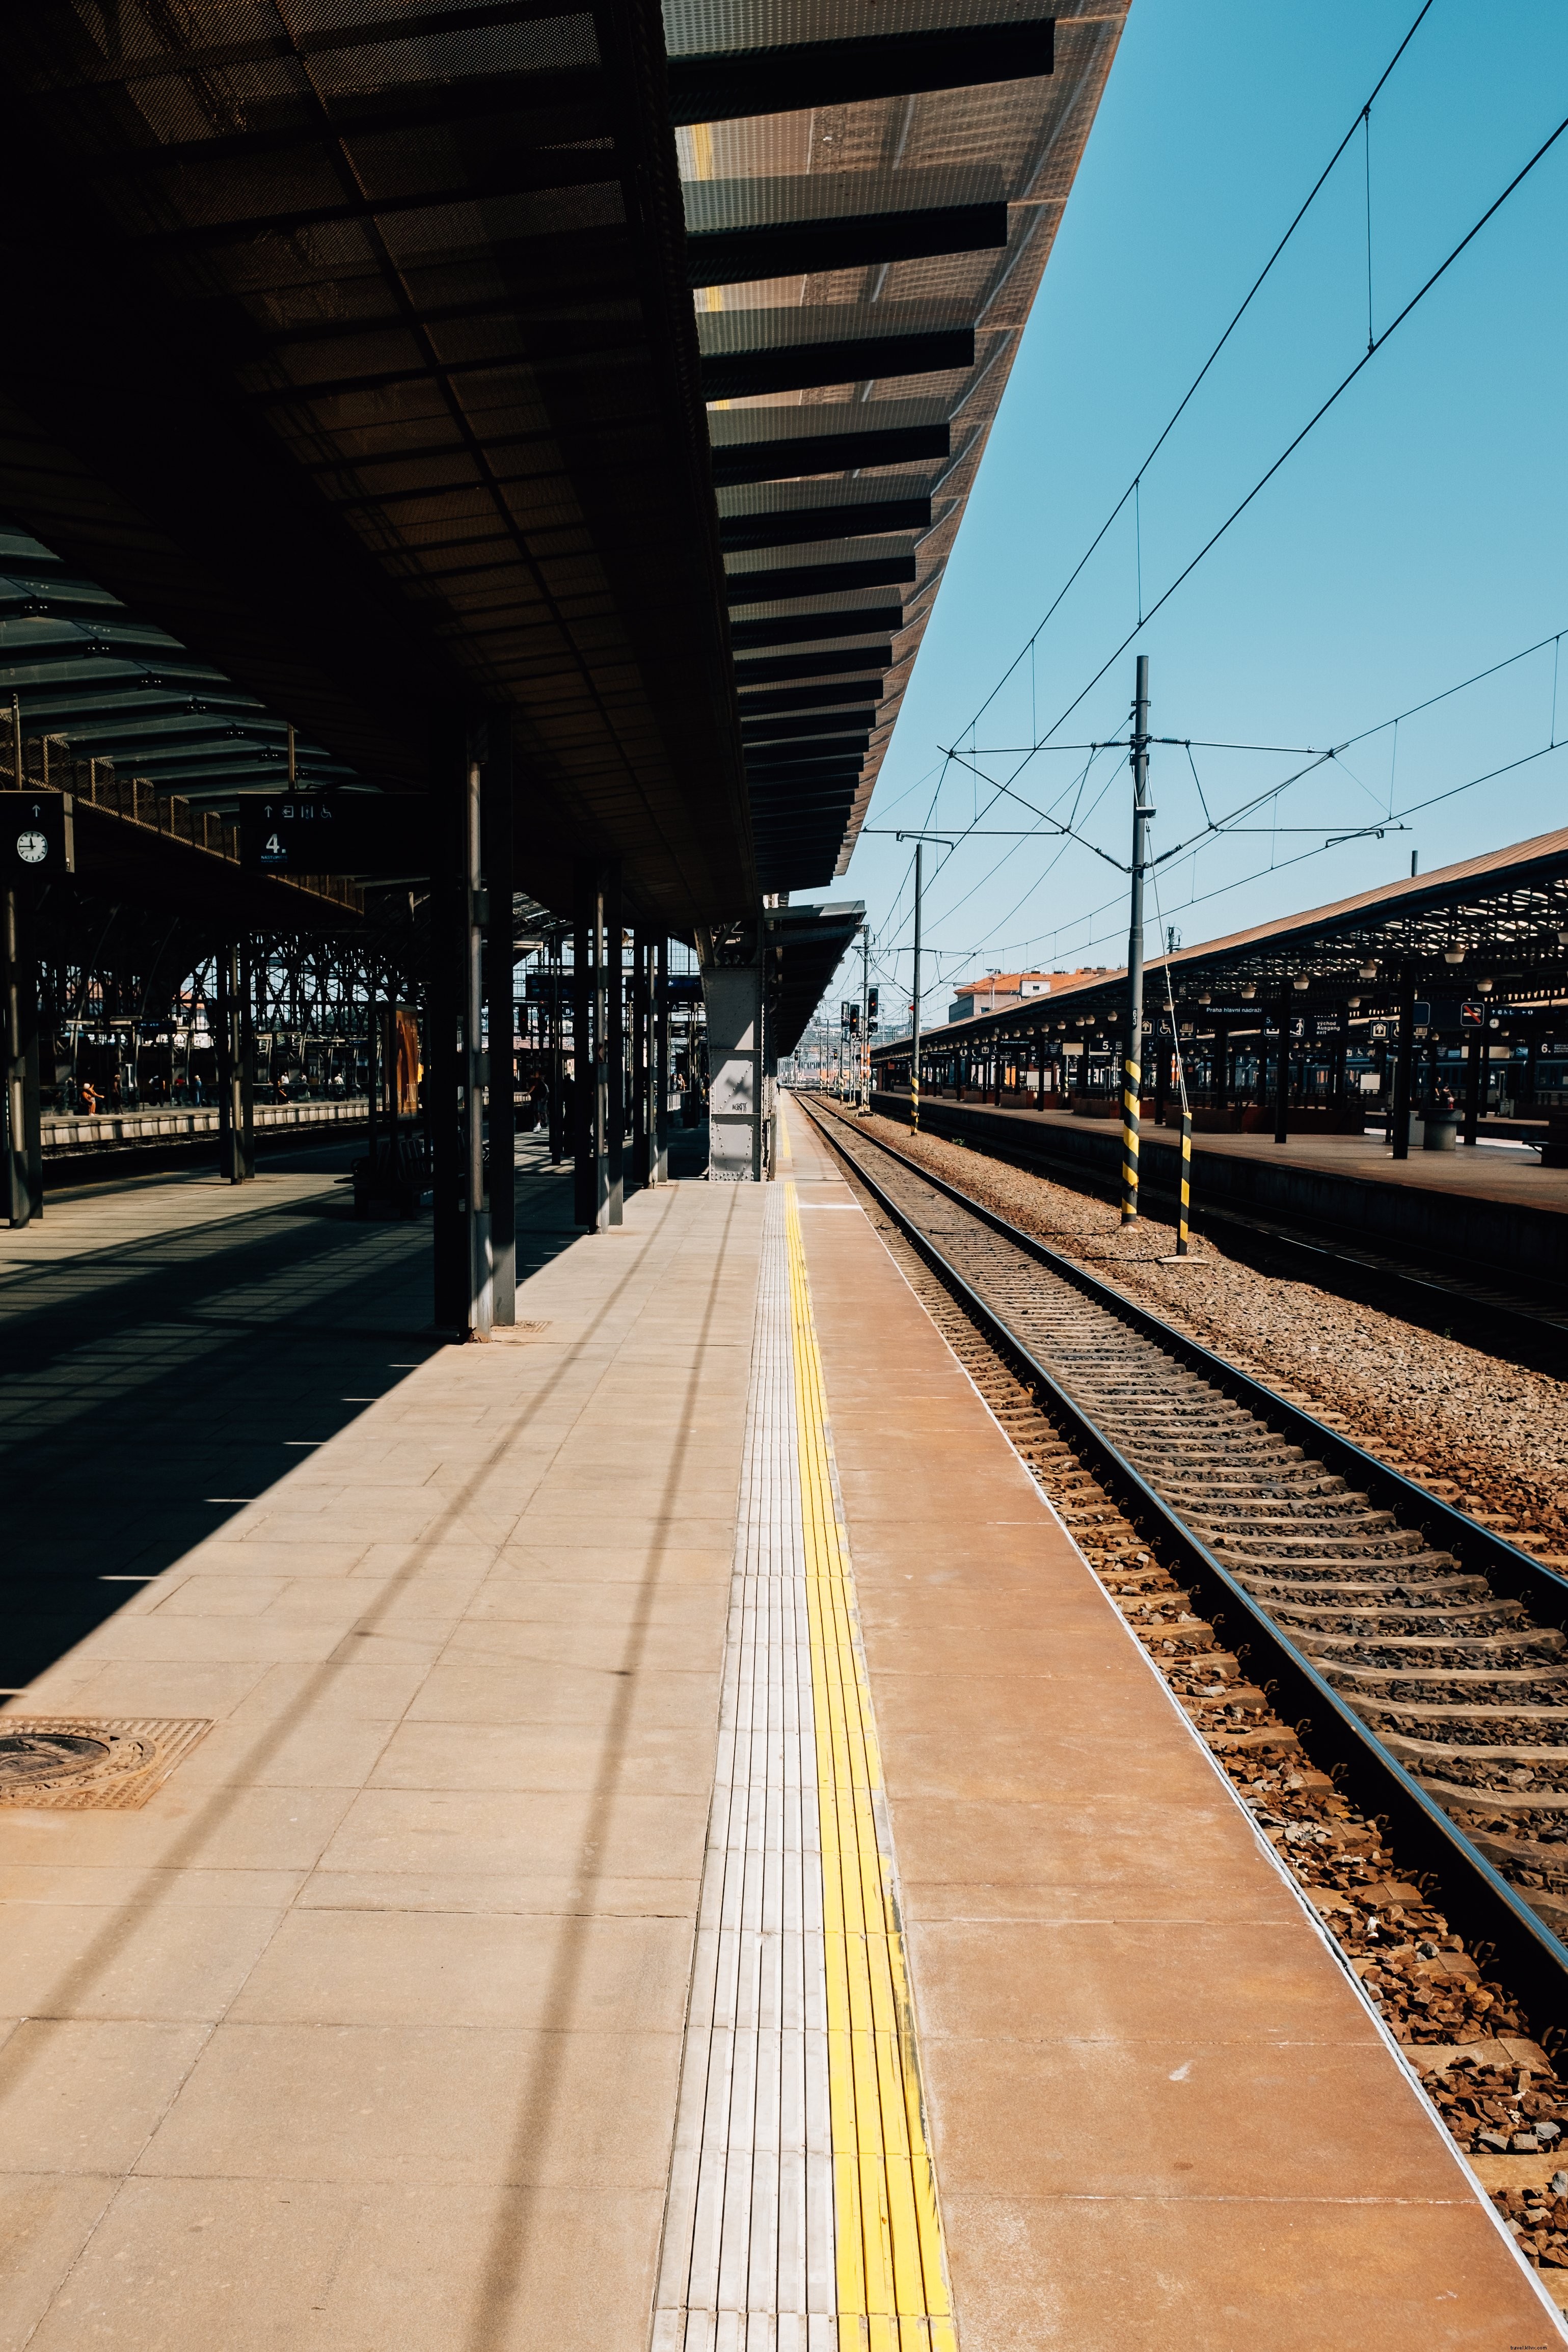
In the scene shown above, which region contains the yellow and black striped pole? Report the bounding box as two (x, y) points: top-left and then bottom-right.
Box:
(1120, 1048), (1141, 1221)
(1121, 653), (1152, 1224)
(1176, 1109), (1192, 1255)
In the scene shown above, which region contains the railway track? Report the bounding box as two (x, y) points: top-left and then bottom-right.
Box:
(801, 1095), (1568, 2040)
(866, 1089), (1568, 1342)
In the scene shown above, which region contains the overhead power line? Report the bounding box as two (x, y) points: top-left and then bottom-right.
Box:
(947, 1), (1439, 751)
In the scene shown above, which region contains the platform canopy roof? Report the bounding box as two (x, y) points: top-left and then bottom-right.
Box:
(680, 0), (1128, 890)
(3, 0), (1125, 931)
(766, 896), (864, 1055)
(875, 826), (1568, 1055)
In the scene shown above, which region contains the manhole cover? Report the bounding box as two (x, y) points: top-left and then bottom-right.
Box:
(0, 1717), (212, 1808)
(0, 1728), (114, 1788)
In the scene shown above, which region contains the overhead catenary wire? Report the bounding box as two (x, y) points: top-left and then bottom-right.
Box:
(867, 73), (1568, 954)
(939, 1), (1440, 752)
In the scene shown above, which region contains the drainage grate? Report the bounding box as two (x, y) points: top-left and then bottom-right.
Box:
(0, 1718), (212, 1809)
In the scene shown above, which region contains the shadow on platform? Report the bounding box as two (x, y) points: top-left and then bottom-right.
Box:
(0, 1141), (581, 1690)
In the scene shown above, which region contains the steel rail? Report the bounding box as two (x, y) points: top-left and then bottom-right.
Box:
(800, 1095), (1568, 2042)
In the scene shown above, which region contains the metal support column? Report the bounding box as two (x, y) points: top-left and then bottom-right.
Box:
(631, 927), (651, 1190)
(1121, 654), (1150, 1220)
(3, 884), (35, 1226)
(571, 860), (597, 1228)
(239, 940), (256, 1178)
(1391, 976), (1416, 1160)
(654, 937), (670, 1184)
(463, 745), (493, 1330)
(549, 929), (565, 1165)
(430, 713), (492, 1335)
(1274, 997), (1290, 1145)
(604, 862), (623, 1227)
(483, 720), (515, 1323)
(1462, 1023), (1483, 1145)
(218, 940), (246, 1183)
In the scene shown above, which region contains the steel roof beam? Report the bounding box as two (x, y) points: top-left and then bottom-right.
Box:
(726, 553), (916, 606)
(718, 495), (930, 552)
(729, 608), (905, 653)
(667, 16), (1053, 126)
(738, 680), (888, 717)
(697, 305), (974, 400)
(709, 417), (950, 488)
(742, 711), (876, 744)
(734, 646), (894, 687)
(687, 170), (1007, 288)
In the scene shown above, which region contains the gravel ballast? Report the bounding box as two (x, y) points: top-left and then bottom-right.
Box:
(852, 1110), (1568, 1568)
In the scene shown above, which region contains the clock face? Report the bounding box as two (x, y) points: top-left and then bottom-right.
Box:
(15, 830), (47, 866)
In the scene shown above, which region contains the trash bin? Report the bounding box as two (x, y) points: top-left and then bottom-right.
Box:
(1423, 1114), (1458, 1152)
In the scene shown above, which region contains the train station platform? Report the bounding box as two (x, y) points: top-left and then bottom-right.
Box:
(873, 1088), (1568, 1287)
(0, 1110), (1556, 2347)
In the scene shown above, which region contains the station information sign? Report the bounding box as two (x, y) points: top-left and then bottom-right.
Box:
(7, 791), (74, 876)
(236, 791), (430, 877)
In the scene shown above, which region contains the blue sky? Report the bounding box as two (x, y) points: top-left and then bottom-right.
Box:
(828, 0), (1568, 1024)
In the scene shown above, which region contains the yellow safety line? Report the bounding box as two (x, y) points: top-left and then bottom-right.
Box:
(782, 1136), (957, 2352)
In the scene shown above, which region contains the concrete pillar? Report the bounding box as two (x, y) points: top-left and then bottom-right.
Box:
(704, 955), (765, 1182)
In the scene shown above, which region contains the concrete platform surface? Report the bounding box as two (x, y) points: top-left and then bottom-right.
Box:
(0, 1117), (1556, 2348)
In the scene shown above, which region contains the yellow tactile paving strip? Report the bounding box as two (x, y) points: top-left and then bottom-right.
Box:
(785, 1171), (956, 2352)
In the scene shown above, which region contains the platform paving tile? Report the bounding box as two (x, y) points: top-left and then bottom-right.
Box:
(0, 2175), (119, 2348)
(0, 1171), (764, 2348)
(787, 1100), (1557, 2349)
(20, 2176), (668, 2352)
(135, 2020), (684, 2187)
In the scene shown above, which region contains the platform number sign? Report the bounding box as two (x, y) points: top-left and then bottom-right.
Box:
(8, 793), (74, 876)
(237, 791), (339, 875)
(236, 791), (430, 879)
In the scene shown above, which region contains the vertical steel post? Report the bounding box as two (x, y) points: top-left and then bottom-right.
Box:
(365, 977), (380, 1183)
(3, 885), (30, 1227)
(463, 747), (493, 1333)
(1391, 976), (1416, 1159)
(1462, 1022), (1482, 1146)
(571, 861), (596, 1227)
(910, 839), (923, 1132)
(1122, 653), (1151, 1221)
(218, 940), (245, 1182)
(239, 940), (256, 1178)
(430, 718), (464, 1326)
(604, 863), (623, 1226)
(549, 929), (565, 1165)
(483, 720), (515, 1323)
(654, 937), (670, 1184)
(1274, 994), (1290, 1145)
(859, 923), (870, 1113)
(631, 928), (650, 1187)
